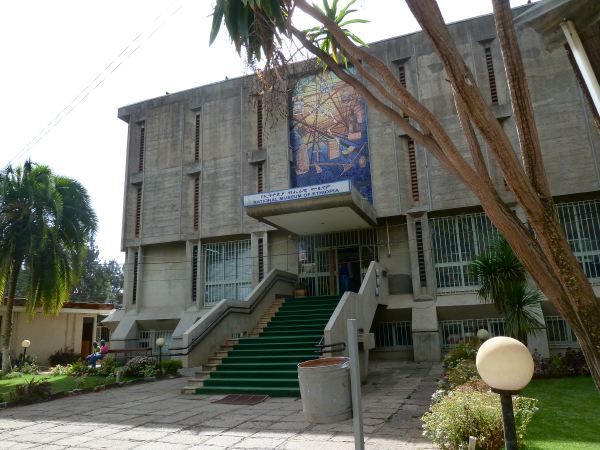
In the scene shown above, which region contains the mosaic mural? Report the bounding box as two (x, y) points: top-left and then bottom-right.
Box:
(289, 70), (372, 202)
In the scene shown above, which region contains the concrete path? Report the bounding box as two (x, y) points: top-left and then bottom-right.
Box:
(0, 361), (440, 449)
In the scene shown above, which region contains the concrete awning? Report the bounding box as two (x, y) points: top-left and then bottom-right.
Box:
(515, 0), (600, 49)
(243, 180), (377, 235)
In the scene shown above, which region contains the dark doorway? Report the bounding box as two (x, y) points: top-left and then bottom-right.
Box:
(81, 317), (94, 358)
(337, 246), (361, 294)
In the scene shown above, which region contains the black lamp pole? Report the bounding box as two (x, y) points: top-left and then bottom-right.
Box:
(493, 389), (518, 450)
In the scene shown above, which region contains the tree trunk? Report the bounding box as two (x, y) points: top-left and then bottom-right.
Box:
(1, 266), (20, 374)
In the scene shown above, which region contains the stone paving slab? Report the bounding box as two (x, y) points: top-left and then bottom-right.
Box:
(0, 361), (440, 449)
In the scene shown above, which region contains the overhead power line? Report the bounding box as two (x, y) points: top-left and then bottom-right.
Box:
(7, 0), (186, 166)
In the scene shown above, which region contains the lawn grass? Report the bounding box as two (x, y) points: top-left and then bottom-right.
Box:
(522, 377), (600, 450)
(0, 374), (109, 401)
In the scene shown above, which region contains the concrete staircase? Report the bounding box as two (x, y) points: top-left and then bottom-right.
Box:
(186, 296), (340, 397)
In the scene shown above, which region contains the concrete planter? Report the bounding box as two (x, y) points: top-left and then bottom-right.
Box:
(297, 357), (352, 424)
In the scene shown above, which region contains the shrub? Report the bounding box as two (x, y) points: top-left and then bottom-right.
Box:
(51, 364), (71, 376)
(123, 356), (157, 378)
(2, 371), (24, 379)
(443, 341), (478, 370)
(67, 360), (90, 377)
(8, 378), (52, 405)
(160, 359), (182, 376)
(422, 385), (538, 450)
(48, 348), (80, 366)
(20, 359), (39, 375)
(96, 356), (122, 378)
(446, 360), (480, 389)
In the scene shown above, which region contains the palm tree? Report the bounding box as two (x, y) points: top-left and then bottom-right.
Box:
(471, 238), (543, 345)
(0, 161), (96, 373)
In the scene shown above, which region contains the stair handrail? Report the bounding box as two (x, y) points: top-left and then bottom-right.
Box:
(174, 269), (296, 362)
(323, 261), (388, 355)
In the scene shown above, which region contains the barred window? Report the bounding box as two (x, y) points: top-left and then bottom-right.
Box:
(556, 199), (600, 283)
(430, 213), (499, 292)
(203, 239), (252, 305)
(545, 316), (578, 347)
(373, 322), (412, 349)
(440, 318), (505, 349)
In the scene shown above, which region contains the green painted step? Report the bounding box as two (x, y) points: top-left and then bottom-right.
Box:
(210, 369), (298, 379)
(203, 377), (299, 388)
(195, 296), (340, 397)
(228, 348), (315, 356)
(221, 355), (315, 364)
(196, 385), (300, 397)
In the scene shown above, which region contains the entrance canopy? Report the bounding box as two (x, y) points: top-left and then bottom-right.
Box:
(243, 180), (377, 235)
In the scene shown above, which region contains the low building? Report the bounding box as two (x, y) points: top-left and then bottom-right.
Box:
(105, 3), (600, 366)
(1, 300), (114, 366)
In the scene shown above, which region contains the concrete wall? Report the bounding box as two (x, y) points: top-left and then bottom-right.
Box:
(2, 311), (97, 365)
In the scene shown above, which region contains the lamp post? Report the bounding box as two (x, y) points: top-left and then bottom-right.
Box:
(476, 336), (534, 450)
(21, 339), (31, 367)
(156, 337), (165, 374)
(476, 328), (489, 342)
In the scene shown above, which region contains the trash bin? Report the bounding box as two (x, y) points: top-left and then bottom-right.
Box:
(297, 357), (352, 424)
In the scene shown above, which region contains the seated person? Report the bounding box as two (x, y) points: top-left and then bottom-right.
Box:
(85, 341), (99, 364)
(88, 339), (109, 367)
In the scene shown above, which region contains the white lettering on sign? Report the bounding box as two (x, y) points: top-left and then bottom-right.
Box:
(243, 180), (351, 207)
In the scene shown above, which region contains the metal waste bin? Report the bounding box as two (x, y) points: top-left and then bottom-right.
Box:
(297, 357), (352, 424)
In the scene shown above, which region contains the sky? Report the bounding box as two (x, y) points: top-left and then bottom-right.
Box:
(0, 0), (529, 264)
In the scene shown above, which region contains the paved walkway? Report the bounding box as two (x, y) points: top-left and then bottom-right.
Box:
(0, 361), (441, 449)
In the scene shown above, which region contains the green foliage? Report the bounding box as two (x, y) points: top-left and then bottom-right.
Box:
(0, 160), (97, 373)
(446, 360), (479, 389)
(8, 378), (52, 405)
(534, 349), (590, 378)
(443, 341), (478, 370)
(304, 0), (368, 67)
(48, 348), (80, 366)
(96, 356), (122, 378)
(210, 0), (288, 63)
(123, 356), (157, 378)
(19, 359), (39, 375)
(422, 383), (538, 450)
(470, 238), (543, 343)
(161, 359), (182, 376)
(71, 242), (123, 304)
(1, 371), (24, 379)
(67, 360), (89, 377)
(51, 365), (70, 376)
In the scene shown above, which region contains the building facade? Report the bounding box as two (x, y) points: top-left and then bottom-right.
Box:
(105, 6), (600, 363)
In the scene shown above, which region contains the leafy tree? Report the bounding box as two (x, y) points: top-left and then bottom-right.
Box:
(0, 161), (97, 373)
(471, 239), (543, 344)
(210, 0), (600, 389)
(71, 242), (123, 304)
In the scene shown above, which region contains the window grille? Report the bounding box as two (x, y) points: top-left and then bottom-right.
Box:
(132, 252), (139, 304)
(135, 187), (142, 237)
(194, 113), (201, 161)
(398, 65), (409, 119)
(258, 238), (264, 282)
(193, 176), (200, 230)
(96, 325), (111, 342)
(440, 318), (505, 349)
(556, 199), (600, 283)
(138, 329), (173, 355)
(298, 229), (378, 296)
(203, 239), (252, 305)
(545, 316), (579, 347)
(138, 124), (145, 172)
(430, 213), (500, 293)
(407, 139), (419, 201)
(257, 97), (263, 149)
(191, 245), (198, 302)
(415, 220), (427, 287)
(484, 47), (499, 105)
(373, 321), (412, 349)
(257, 164), (264, 193)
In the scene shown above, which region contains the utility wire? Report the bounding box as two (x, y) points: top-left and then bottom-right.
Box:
(7, 0), (186, 166)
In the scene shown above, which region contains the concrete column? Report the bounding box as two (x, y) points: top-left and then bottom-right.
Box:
(412, 300), (441, 361)
(527, 302), (551, 358)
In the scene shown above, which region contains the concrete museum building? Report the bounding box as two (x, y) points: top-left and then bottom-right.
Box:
(105, 3), (600, 375)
